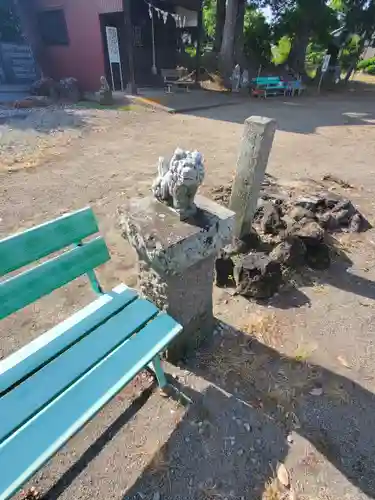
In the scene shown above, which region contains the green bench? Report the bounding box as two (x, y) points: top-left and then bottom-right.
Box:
(251, 76), (287, 98)
(251, 76), (282, 86)
(0, 207), (182, 500)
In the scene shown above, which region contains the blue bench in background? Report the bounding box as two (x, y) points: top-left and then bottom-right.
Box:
(251, 76), (305, 98)
(285, 78), (305, 96)
(251, 76), (282, 86)
(0, 207), (182, 500)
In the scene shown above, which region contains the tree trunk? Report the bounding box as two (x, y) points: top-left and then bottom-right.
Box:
(234, 0), (246, 66)
(287, 32), (309, 77)
(214, 0), (226, 53)
(219, 0), (238, 79)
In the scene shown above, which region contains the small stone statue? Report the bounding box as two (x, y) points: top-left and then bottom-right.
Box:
(241, 69), (249, 89)
(100, 75), (110, 90)
(231, 64), (241, 92)
(152, 147), (205, 220)
(98, 76), (113, 105)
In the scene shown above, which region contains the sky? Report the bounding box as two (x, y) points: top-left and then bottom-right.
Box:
(261, 5), (273, 22)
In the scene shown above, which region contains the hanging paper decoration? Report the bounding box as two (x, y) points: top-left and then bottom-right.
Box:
(143, 0), (183, 27)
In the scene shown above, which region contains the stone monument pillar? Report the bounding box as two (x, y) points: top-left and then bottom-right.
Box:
(230, 116), (277, 239)
(119, 195), (235, 362)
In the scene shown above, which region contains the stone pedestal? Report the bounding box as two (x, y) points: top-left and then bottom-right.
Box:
(97, 89), (113, 105)
(119, 195), (235, 362)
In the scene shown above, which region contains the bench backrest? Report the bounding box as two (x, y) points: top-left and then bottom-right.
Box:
(252, 76), (281, 84)
(0, 207), (110, 321)
(161, 68), (184, 81)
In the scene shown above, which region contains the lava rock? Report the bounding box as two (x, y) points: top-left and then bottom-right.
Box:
(295, 196), (321, 212)
(349, 213), (363, 233)
(226, 231), (261, 255)
(317, 193), (342, 211)
(30, 77), (60, 99)
(317, 212), (339, 231)
(234, 253), (283, 299)
(331, 209), (351, 226)
(59, 77), (81, 102)
(305, 242), (331, 270)
(331, 199), (356, 218)
(270, 237), (306, 267)
(215, 250), (235, 287)
(261, 201), (286, 235)
(253, 197), (269, 222)
(288, 217), (324, 244)
(288, 206), (316, 222)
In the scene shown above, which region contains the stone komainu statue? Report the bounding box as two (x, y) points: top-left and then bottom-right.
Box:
(152, 148), (205, 219)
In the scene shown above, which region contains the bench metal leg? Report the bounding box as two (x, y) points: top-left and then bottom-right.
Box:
(149, 355), (167, 388)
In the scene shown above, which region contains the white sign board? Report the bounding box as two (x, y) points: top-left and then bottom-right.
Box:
(106, 26), (120, 64)
(322, 54), (331, 73)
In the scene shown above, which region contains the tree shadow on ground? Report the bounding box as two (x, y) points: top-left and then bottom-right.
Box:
(185, 93), (375, 135)
(292, 238), (375, 302)
(269, 248), (375, 309)
(39, 320), (375, 499)
(125, 323), (375, 499)
(125, 381), (288, 500)
(267, 284), (312, 309)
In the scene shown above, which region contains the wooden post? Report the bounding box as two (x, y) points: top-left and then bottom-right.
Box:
(195, 0), (203, 84)
(122, 0), (136, 94)
(229, 116), (277, 239)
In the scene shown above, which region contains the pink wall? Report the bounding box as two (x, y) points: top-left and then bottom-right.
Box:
(34, 0), (122, 90)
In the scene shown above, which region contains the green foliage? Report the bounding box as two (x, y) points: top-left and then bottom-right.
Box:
(306, 42), (325, 66)
(203, 0), (216, 40)
(272, 36), (291, 65)
(273, 0), (339, 44)
(243, 6), (272, 64)
(333, 0), (375, 44)
(340, 34), (361, 70)
(357, 56), (375, 70)
(357, 58), (375, 74)
(185, 45), (197, 59)
(204, 0), (375, 78)
(203, 0), (273, 65)
(305, 42), (325, 76)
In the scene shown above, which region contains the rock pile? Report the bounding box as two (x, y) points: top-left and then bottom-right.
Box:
(212, 176), (368, 300)
(233, 253), (283, 299)
(30, 76), (81, 103)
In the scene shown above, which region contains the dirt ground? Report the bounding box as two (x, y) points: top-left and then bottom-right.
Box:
(1, 92), (375, 500)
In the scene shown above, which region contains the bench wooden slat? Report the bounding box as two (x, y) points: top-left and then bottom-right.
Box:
(0, 208), (99, 277)
(0, 284), (137, 395)
(0, 297), (158, 442)
(0, 314), (182, 500)
(0, 237), (110, 320)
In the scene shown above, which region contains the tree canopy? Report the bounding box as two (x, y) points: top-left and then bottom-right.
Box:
(201, 0), (375, 81)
